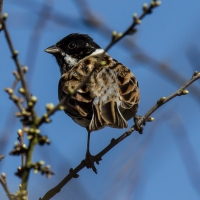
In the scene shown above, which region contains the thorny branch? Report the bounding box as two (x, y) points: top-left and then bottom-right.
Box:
(40, 71), (200, 200)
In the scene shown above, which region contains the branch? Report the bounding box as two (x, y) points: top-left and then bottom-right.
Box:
(0, 173), (13, 200)
(1, 15), (31, 101)
(0, 0), (3, 30)
(40, 71), (200, 200)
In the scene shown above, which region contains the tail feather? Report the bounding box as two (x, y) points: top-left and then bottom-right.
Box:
(89, 101), (128, 132)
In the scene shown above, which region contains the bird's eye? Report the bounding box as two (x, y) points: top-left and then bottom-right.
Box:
(68, 42), (76, 49)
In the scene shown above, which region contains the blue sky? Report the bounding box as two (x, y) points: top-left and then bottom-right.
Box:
(0, 0), (200, 199)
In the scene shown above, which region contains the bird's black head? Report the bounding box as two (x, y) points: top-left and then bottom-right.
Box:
(45, 33), (102, 74)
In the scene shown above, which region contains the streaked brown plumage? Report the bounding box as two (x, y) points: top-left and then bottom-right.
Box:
(45, 33), (140, 170)
(58, 53), (139, 132)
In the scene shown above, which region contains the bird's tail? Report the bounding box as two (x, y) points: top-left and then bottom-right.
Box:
(89, 101), (128, 132)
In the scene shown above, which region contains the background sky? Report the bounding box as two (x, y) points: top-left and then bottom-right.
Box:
(0, 0), (200, 200)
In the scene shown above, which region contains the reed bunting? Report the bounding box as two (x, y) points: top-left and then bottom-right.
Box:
(45, 33), (140, 171)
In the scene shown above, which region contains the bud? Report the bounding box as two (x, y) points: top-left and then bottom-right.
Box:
(118, 33), (123, 37)
(13, 50), (19, 56)
(143, 3), (148, 11)
(35, 129), (40, 134)
(23, 66), (29, 73)
(182, 90), (189, 95)
(17, 129), (23, 137)
(147, 117), (154, 122)
(46, 103), (54, 111)
(39, 161), (45, 165)
(19, 88), (25, 94)
(112, 31), (117, 40)
(157, 97), (166, 104)
(5, 88), (13, 94)
(193, 71), (199, 76)
(1, 173), (6, 179)
(31, 96), (37, 103)
(28, 101), (34, 107)
(3, 13), (8, 20)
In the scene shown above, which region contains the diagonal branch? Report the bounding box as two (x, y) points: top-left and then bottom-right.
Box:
(40, 71), (200, 200)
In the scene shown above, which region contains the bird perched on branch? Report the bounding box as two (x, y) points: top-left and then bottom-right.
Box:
(45, 33), (140, 172)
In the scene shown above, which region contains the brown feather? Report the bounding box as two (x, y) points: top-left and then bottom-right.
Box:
(58, 53), (139, 131)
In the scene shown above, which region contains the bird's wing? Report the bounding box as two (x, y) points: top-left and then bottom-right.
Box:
(58, 59), (95, 124)
(110, 59), (140, 109)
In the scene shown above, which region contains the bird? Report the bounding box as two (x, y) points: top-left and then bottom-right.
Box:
(45, 33), (140, 171)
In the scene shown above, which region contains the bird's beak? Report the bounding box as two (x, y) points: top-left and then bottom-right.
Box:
(44, 45), (60, 54)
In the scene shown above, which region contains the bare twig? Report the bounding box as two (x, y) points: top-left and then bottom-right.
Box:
(0, 14), (39, 192)
(40, 71), (200, 200)
(0, 0), (3, 30)
(0, 173), (13, 200)
(17, 129), (25, 167)
(134, 49), (200, 101)
(1, 16), (31, 103)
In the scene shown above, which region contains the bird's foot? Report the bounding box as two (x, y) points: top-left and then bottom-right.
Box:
(134, 114), (146, 134)
(83, 152), (102, 174)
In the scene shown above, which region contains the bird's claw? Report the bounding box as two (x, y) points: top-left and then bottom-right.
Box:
(134, 115), (146, 134)
(84, 153), (102, 174)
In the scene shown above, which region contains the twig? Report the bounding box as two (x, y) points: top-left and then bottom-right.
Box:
(17, 129), (25, 167)
(40, 71), (200, 200)
(0, 15), (33, 106)
(0, 173), (13, 200)
(134, 49), (200, 101)
(0, 14), (38, 192)
(0, 0), (3, 30)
